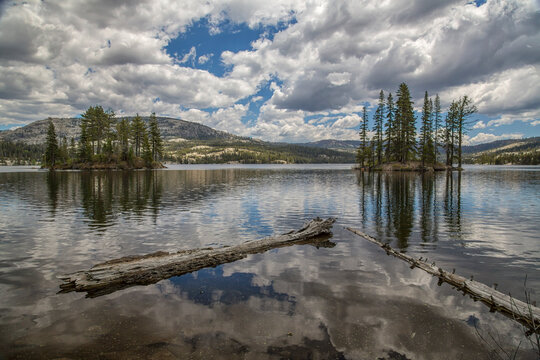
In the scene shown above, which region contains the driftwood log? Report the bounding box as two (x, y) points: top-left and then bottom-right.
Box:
(346, 227), (540, 334)
(60, 218), (336, 298)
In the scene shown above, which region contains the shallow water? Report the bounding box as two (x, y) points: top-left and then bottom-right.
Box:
(0, 164), (539, 359)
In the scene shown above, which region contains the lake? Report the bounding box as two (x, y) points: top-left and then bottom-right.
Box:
(0, 164), (539, 359)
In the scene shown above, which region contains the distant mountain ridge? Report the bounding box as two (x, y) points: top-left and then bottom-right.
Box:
(299, 137), (540, 156)
(0, 117), (356, 164)
(0, 116), (239, 145)
(461, 137), (540, 154)
(1, 117), (538, 165)
(297, 139), (360, 151)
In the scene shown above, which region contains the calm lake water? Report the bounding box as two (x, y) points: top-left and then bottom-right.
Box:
(0, 164), (539, 359)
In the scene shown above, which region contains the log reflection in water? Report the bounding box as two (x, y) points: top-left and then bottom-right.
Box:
(59, 218), (336, 298)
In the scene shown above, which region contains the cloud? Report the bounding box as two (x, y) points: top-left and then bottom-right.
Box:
(472, 121), (486, 129)
(332, 114), (361, 128)
(246, 103), (360, 142)
(198, 54), (212, 64)
(0, 0), (539, 142)
(179, 46), (197, 65)
(327, 72), (351, 87)
(210, 0), (303, 28)
(464, 132), (523, 146)
(485, 109), (540, 127)
(440, 65), (540, 123)
(226, 0), (540, 117)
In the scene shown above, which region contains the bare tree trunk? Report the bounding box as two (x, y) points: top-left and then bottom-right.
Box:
(346, 227), (540, 334)
(458, 122), (463, 170)
(60, 218), (336, 298)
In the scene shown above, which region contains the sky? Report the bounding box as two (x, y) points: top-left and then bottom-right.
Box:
(0, 0), (539, 145)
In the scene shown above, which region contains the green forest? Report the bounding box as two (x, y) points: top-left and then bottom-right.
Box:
(465, 150), (540, 165)
(43, 106), (164, 169)
(0, 141), (44, 165)
(357, 82), (477, 170)
(1, 95), (538, 166)
(165, 140), (355, 164)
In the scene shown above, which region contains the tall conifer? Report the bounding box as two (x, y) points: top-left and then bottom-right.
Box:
(149, 112), (163, 162)
(445, 101), (458, 167)
(357, 106), (369, 168)
(116, 118), (131, 161)
(385, 92), (395, 162)
(395, 83), (416, 163)
(373, 90), (385, 166)
(81, 105), (114, 155)
(455, 95), (477, 169)
(131, 114), (146, 157)
(142, 131), (152, 166)
(44, 120), (58, 168)
(420, 91), (434, 167)
(433, 94), (441, 162)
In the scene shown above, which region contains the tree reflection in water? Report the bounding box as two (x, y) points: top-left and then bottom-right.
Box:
(46, 171), (60, 215)
(445, 171), (463, 242)
(46, 171), (164, 230)
(356, 170), (462, 251)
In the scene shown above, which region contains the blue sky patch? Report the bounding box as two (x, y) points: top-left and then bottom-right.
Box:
(472, 0), (487, 6)
(166, 17), (294, 77)
(238, 80), (276, 126)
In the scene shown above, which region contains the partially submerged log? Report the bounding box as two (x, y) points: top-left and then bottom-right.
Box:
(346, 227), (540, 334)
(60, 218), (336, 298)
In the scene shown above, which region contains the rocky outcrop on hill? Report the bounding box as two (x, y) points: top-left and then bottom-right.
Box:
(0, 118), (80, 145)
(0, 116), (239, 145)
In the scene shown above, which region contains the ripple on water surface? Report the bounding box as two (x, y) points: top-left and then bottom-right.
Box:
(0, 165), (539, 358)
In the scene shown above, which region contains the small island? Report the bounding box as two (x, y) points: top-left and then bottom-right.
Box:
(353, 83), (476, 172)
(43, 106), (165, 170)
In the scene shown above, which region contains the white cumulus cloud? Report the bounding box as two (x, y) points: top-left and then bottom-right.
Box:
(0, 0), (538, 144)
(464, 132), (523, 146)
(472, 121), (487, 129)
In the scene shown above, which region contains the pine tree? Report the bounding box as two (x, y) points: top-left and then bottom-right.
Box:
(59, 135), (69, 163)
(369, 136), (376, 168)
(357, 106), (369, 168)
(116, 118), (131, 162)
(131, 114), (146, 157)
(433, 94), (442, 162)
(69, 137), (76, 160)
(445, 101), (458, 167)
(44, 120), (58, 168)
(385, 92), (395, 162)
(148, 112), (163, 162)
(78, 114), (92, 161)
(455, 95), (477, 169)
(103, 112), (116, 157)
(81, 105), (114, 155)
(142, 130), (152, 166)
(395, 83), (416, 163)
(103, 108), (115, 154)
(419, 91), (434, 167)
(373, 90), (385, 166)
(429, 97), (434, 161)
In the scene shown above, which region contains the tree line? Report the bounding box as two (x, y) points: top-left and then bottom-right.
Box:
(0, 140), (44, 165)
(44, 106), (164, 168)
(357, 82), (477, 170)
(468, 150), (540, 165)
(166, 139), (356, 164)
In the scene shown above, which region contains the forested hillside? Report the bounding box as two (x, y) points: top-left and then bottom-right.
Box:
(0, 112), (355, 165)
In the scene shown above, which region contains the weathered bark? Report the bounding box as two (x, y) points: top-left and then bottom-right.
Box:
(60, 218), (336, 298)
(346, 227), (540, 334)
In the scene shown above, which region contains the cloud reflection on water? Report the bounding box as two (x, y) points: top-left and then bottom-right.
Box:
(0, 166), (538, 358)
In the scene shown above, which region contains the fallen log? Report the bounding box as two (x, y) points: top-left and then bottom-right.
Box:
(346, 227), (540, 334)
(59, 217), (336, 298)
